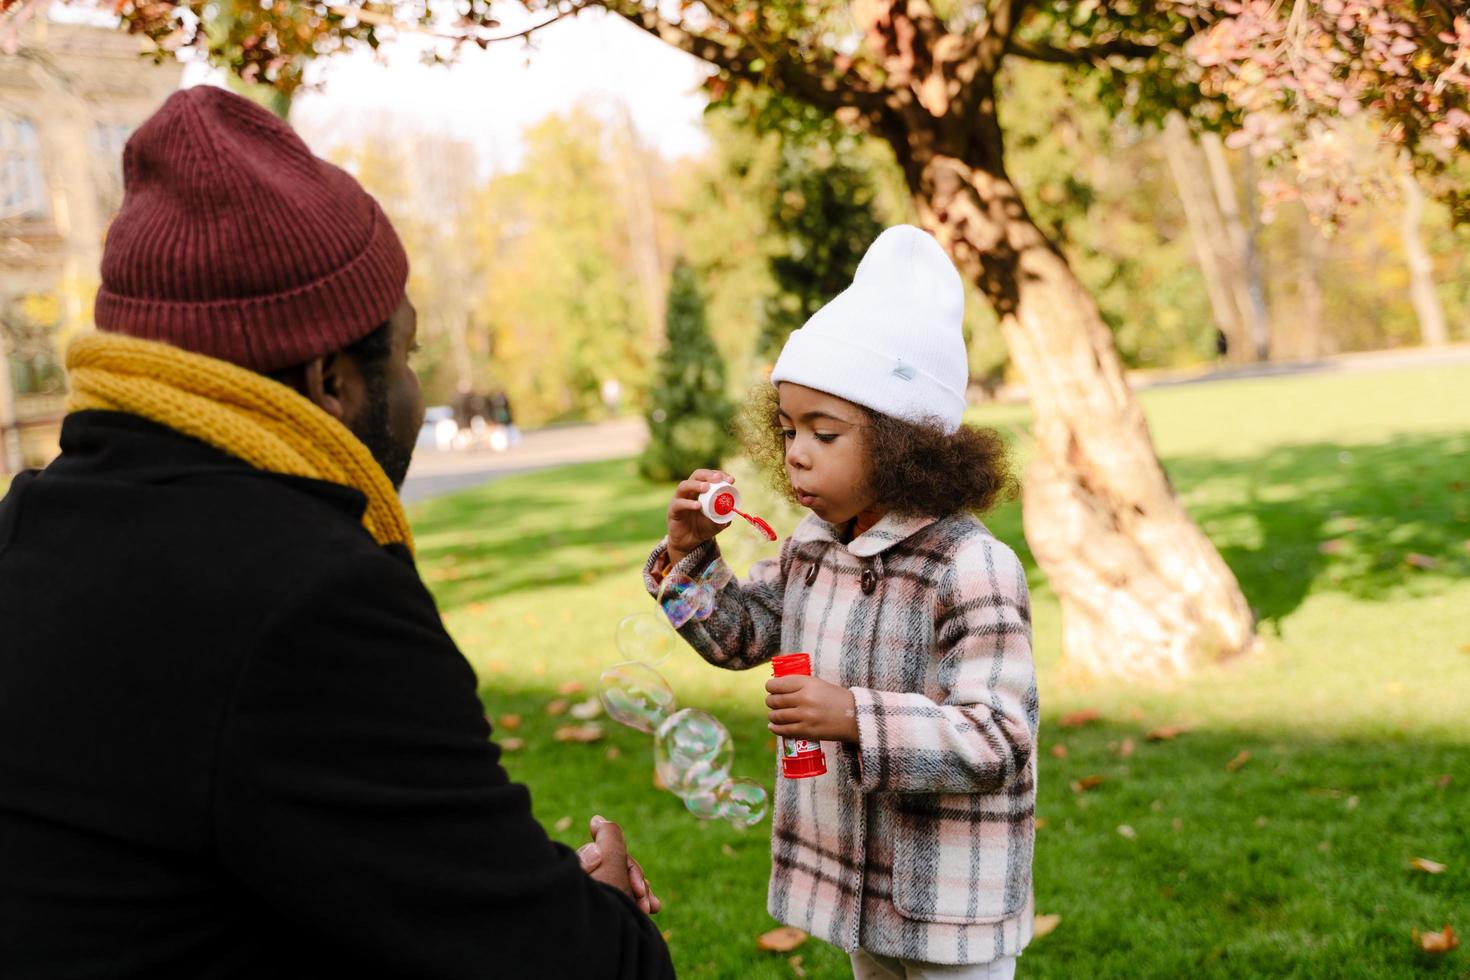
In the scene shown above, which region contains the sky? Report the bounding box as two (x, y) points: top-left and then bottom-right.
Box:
(179, 6), (714, 176)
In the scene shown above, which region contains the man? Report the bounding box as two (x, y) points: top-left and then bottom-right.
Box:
(0, 87), (673, 979)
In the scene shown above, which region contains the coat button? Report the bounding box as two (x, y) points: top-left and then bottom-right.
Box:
(805, 563), (819, 586)
(860, 567), (876, 594)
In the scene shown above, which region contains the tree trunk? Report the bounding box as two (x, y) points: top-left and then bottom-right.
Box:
(906, 148), (1256, 677)
(613, 103), (666, 353)
(1296, 208), (1327, 359)
(1396, 168), (1449, 347)
(1239, 152), (1272, 361)
(1201, 133), (1270, 361)
(1162, 115), (1242, 357)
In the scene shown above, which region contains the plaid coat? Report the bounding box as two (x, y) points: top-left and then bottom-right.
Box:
(643, 511), (1038, 964)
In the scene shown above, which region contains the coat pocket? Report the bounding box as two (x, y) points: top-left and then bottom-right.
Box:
(890, 790), (1033, 925)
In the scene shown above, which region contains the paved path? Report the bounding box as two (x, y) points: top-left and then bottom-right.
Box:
(401, 417), (647, 503)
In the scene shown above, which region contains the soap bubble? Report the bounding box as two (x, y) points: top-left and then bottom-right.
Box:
(610, 597), (768, 827)
(615, 612), (677, 666)
(716, 779), (769, 828)
(659, 561), (734, 629)
(598, 662), (677, 734)
(654, 709), (733, 799)
(682, 786), (724, 820)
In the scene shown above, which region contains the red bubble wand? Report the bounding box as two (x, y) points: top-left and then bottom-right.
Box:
(699, 483), (777, 541)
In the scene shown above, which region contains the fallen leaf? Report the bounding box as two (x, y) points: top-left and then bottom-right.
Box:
(483, 660), (510, 673)
(554, 724), (605, 743)
(553, 815), (573, 832)
(1147, 725), (1190, 742)
(1318, 840), (1331, 852)
(497, 714), (522, 731)
(1049, 743), (1069, 759)
(1119, 738), (1136, 759)
(545, 699), (570, 717)
(1255, 815), (1269, 828)
(558, 680), (586, 695)
(569, 697), (603, 720)
(605, 745), (622, 760)
(757, 926), (808, 952)
(1439, 774), (1453, 789)
(1035, 817), (1049, 830)
(1411, 857), (1447, 874)
(1226, 751), (1251, 772)
(500, 737), (525, 752)
(1117, 824), (1137, 840)
(1413, 924), (1458, 954)
(1458, 644), (1470, 655)
(789, 954), (806, 978)
(1128, 706), (1145, 721)
(1032, 914), (1061, 939)
(1058, 709), (1100, 728)
(1172, 818), (1184, 832)
(1346, 795), (1360, 810)
(1070, 775), (1105, 793)
(524, 614), (543, 630)
(1318, 539), (1346, 555)
(1405, 552), (1440, 570)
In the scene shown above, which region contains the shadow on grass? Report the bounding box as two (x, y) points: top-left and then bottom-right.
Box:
(481, 674), (1470, 979)
(409, 458), (672, 609)
(1164, 432), (1470, 631)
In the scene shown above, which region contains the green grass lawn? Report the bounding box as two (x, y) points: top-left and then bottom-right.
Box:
(410, 364), (1470, 979)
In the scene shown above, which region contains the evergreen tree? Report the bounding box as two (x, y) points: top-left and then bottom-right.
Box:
(749, 98), (886, 364)
(639, 260), (733, 482)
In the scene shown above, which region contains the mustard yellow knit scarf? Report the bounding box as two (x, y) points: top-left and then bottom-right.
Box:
(65, 332), (415, 554)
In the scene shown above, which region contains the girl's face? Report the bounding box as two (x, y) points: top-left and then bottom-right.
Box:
(777, 383), (877, 525)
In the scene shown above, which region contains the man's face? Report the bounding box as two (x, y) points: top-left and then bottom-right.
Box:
(350, 296), (425, 491)
(778, 382), (876, 525)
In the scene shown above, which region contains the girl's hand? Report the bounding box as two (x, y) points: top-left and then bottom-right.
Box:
(766, 675), (860, 743)
(666, 469), (734, 566)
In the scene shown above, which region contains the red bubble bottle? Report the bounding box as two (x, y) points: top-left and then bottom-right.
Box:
(770, 653), (828, 779)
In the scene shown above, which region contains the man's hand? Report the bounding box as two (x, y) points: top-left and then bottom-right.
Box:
(766, 675), (859, 743)
(576, 815), (662, 916)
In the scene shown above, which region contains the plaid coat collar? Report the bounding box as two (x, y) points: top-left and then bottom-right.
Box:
(788, 511), (940, 558)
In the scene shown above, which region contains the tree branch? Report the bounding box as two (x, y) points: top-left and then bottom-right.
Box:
(595, 2), (885, 115)
(324, 3), (576, 46)
(1005, 32), (1182, 65)
(972, 0), (1031, 73)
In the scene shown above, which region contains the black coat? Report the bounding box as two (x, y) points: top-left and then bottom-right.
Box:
(0, 412), (674, 979)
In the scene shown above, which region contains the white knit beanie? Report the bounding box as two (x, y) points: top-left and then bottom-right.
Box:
(769, 225), (969, 434)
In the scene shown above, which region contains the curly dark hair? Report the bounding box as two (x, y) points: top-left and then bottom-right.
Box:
(736, 383), (1017, 518)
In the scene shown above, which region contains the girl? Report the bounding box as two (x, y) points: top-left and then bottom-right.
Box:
(644, 226), (1038, 979)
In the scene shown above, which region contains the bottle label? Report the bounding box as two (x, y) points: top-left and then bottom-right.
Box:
(781, 737), (821, 758)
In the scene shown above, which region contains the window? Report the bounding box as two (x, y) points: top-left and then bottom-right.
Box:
(0, 119), (47, 221)
(91, 122), (133, 213)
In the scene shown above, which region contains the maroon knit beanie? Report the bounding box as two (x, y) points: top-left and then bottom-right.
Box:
(94, 86), (409, 373)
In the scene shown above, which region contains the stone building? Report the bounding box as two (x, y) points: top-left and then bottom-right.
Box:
(0, 17), (180, 473)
